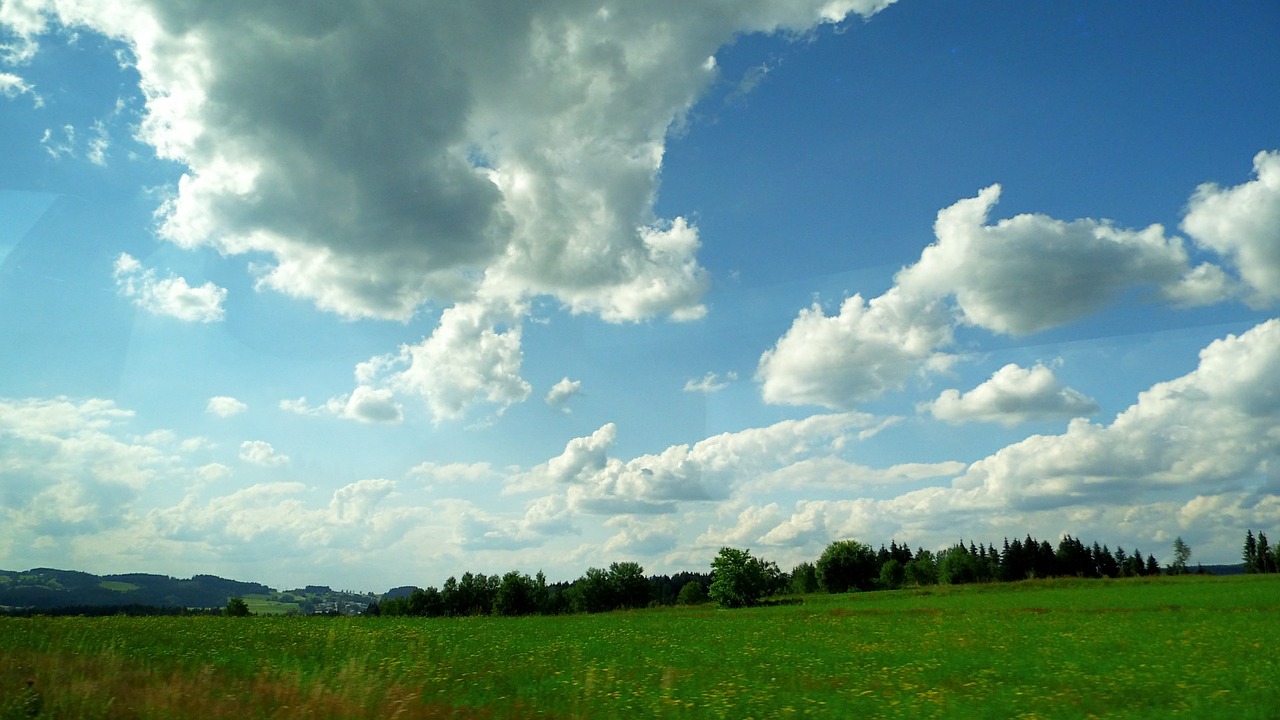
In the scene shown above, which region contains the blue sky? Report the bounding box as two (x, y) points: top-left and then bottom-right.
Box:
(1, 0), (1277, 591)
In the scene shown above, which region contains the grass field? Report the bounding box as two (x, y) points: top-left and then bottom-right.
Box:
(1, 574), (1277, 719)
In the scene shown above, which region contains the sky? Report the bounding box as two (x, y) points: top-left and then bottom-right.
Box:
(1, 0), (1277, 592)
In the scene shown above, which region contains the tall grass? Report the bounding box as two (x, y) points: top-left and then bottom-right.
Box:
(2, 574), (1276, 718)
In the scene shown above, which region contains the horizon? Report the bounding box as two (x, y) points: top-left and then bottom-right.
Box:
(1, 1), (1278, 590)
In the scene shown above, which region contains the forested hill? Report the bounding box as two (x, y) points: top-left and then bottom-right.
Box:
(0, 568), (273, 611)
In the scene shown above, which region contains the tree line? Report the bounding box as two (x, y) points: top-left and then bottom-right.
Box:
(365, 529), (1265, 617)
(367, 563), (714, 618)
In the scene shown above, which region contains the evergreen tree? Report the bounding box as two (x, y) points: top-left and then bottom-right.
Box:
(1144, 552), (1161, 577)
(1257, 532), (1273, 574)
(1244, 529), (1259, 573)
(1114, 547), (1130, 577)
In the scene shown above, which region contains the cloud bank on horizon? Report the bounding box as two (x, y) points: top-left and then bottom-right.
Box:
(0, 0), (1277, 589)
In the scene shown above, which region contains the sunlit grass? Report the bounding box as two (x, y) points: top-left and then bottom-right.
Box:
(1, 575), (1276, 718)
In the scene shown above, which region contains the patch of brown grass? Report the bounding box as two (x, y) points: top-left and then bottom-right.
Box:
(1, 651), (527, 719)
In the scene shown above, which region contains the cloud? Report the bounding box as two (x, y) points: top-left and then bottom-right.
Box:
(113, 253), (227, 323)
(446, 494), (579, 551)
(684, 371), (737, 393)
(357, 299), (531, 423)
(757, 288), (955, 408)
(205, 396), (247, 418)
(955, 318), (1280, 509)
(603, 515), (679, 556)
(1182, 150), (1280, 306)
(897, 184), (1208, 335)
(86, 119), (110, 165)
(0, 397), (168, 535)
(4, 0), (895, 324)
(756, 160), (1262, 410)
(544, 377), (582, 412)
(517, 412), (878, 513)
(40, 124), (74, 158)
(145, 478), (421, 556)
(239, 440), (287, 467)
(281, 387), (404, 426)
(7, 0), (901, 419)
(408, 461), (502, 487)
(0, 71), (41, 106)
(923, 363), (1099, 426)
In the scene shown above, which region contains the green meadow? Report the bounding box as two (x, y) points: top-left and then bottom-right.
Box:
(2, 575), (1277, 719)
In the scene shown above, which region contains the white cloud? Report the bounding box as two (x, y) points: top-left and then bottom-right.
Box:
(0, 71), (41, 106)
(408, 461), (502, 487)
(40, 124), (73, 158)
(239, 440), (287, 467)
(0, 397), (168, 534)
(544, 377), (582, 412)
(757, 288), (955, 408)
(757, 169), (1248, 410)
(86, 119), (109, 165)
(955, 318), (1280, 509)
(205, 396), (247, 418)
(1182, 150), (1280, 306)
(359, 299), (531, 423)
(684, 371), (737, 393)
(517, 412), (878, 513)
(6, 0), (902, 419)
(113, 253), (227, 323)
(923, 363), (1099, 426)
(280, 388), (403, 424)
(603, 515), (679, 556)
(898, 184), (1206, 335)
(3, 0), (894, 323)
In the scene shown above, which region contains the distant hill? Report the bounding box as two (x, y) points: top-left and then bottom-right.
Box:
(0, 568), (273, 611)
(1200, 563), (1246, 576)
(0, 568), (376, 614)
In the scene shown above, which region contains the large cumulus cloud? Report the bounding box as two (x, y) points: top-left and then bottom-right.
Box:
(756, 158), (1270, 410)
(0, 0), (901, 419)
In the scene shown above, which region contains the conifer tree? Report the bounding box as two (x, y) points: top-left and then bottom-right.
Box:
(1244, 529), (1259, 573)
(1257, 532), (1273, 573)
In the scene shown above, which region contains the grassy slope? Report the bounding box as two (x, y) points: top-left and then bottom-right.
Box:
(1, 575), (1277, 719)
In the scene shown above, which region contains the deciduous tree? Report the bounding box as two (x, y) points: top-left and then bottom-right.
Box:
(816, 540), (878, 593)
(709, 547), (770, 609)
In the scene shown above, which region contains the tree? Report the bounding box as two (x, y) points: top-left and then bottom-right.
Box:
(1257, 532), (1273, 574)
(573, 567), (616, 613)
(1169, 537), (1192, 575)
(816, 540), (878, 593)
(608, 562), (650, 610)
(709, 547), (770, 609)
(1145, 553), (1161, 576)
(938, 545), (979, 585)
(878, 558), (905, 590)
(493, 571), (539, 616)
(905, 549), (939, 586)
(1244, 529), (1259, 573)
(676, 580), (708, 605)
(789, 562), (819, 594)
(225, 597), (250, 617)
